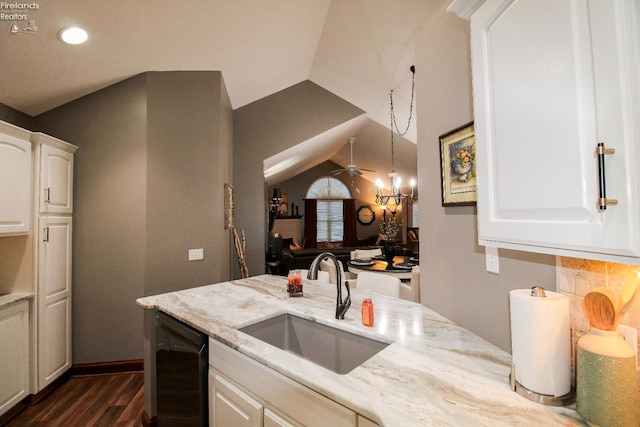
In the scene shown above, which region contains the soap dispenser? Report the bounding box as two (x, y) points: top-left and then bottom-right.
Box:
(361, 291), (374, 327)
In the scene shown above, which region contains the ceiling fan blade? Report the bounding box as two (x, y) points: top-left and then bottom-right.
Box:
(333, 169), (345, 175)
(360, 168), (376, 173)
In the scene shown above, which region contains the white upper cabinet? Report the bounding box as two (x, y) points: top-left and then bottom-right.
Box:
(31, 133), (77, 215)
(471, 0), (640, 263)
(0, 123), (32, 235)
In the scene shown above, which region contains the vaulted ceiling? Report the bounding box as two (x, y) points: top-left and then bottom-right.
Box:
(0, 0), (448, 185)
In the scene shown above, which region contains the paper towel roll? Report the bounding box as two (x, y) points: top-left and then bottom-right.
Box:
(510, 289), (571, 397)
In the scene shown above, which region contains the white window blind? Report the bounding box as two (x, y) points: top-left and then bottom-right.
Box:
(317, 200), (343, 242)
(412, 201), (419, 228)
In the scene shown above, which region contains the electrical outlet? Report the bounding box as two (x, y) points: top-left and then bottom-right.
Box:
(485, 246), (499, 274)
(618, 324), (638, 368)
(188, 248), (204, 261)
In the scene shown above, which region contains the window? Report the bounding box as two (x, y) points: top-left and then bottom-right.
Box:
(316, 200), (343, 242)
(307, 178), (351, 243)
(411, 201), (419, 228)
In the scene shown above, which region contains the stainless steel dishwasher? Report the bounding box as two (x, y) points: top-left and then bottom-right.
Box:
(156, 311), (208, 426)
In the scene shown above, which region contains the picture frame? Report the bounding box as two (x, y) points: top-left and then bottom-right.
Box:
(439, 122), (476, 206)
(224, 183), (234, 229)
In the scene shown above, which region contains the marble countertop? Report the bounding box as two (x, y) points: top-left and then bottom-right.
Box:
(0, 292), (34, 310)
(137, 275), (585, 426)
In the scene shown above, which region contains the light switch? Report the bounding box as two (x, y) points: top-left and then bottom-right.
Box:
(485, 246), (499, 274)
(188, 248), (204, 261)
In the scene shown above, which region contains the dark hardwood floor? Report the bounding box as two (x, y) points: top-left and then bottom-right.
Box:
(4, 372), (144, 427)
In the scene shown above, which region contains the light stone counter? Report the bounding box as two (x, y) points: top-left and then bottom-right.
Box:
(137, 274), (586, 426)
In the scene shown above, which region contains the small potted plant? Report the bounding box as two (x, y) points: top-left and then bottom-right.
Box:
(380, 217), (400, 262)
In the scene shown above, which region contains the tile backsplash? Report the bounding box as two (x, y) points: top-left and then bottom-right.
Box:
(556, 256), (640, 384)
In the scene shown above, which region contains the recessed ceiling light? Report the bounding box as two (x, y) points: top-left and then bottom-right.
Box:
(58, 26), (88, 45)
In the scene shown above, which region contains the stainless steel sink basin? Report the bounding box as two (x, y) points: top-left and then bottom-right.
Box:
(239, 313), (390, 374)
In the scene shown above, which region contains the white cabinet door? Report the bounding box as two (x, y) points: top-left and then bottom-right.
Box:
(0, 132), (31, 235)
(37, 216), (72, 390)
(210, 370), (262, 427)
(0, 301), (30, 417)
(471, 0), (640, 262)
(264, 408), (302, 427)
(38, 144), (74, 215)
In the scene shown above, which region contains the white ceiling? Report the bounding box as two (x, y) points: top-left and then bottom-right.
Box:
(0, 0), (447, 184)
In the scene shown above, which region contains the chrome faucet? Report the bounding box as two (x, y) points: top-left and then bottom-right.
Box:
(307, 252), (351, 319)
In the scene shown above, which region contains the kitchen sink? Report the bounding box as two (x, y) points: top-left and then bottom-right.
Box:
(239, 313), (390, 374)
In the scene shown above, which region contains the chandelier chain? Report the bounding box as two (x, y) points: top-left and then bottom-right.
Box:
(389, 68), (415, 172)
(390, 69), (415, 137)
(376, 66), (416, 216)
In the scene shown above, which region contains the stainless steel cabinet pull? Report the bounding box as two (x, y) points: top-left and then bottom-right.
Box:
(596, 143), (618, 210)
(44, 187), (51, 203)
(43, 226), (50, 242)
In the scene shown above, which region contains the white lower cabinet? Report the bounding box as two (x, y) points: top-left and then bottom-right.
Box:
(37, 216), (72, 390)
(209, 369), (304, 427)
(0, 301), (30, 417)
(210, 371), (263, 427)
(209, 339), (379, 427)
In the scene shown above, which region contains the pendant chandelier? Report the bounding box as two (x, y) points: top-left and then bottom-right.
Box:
(375, 65), (416, 216)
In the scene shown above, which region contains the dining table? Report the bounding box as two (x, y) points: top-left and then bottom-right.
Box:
(347, 255), (418, 281)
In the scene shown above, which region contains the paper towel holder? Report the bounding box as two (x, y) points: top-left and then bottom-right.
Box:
(510, 364), (576, 406)
(530, 286), (546, 297)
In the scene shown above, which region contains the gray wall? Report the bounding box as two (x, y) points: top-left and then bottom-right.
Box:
(415, 4), (556, 352)
(34, 71), (232, 363)
(145, 72), (232, 294)
(0, 103), (34, 130)
(233, 81), (364, 277)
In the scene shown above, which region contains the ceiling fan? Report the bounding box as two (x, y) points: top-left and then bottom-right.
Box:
(332, 137), (376, 177)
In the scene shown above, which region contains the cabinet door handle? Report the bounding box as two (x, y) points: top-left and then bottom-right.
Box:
(596, 143), (618, 210)
(44, 187), (51, 203)
(43, 226), (50, 242)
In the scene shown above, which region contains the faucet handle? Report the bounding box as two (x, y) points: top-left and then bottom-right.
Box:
(336, 281), (352, 319)
(344, 280), (351, 299)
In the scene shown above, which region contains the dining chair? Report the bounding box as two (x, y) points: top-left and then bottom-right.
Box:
(355, 271), (400, 298)
(350, 248), (383, 260)
(319, 259), (354, 285)
(400, 266), (420, 302)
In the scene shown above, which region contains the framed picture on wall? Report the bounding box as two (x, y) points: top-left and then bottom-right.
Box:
(439, 122), (476, 206)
